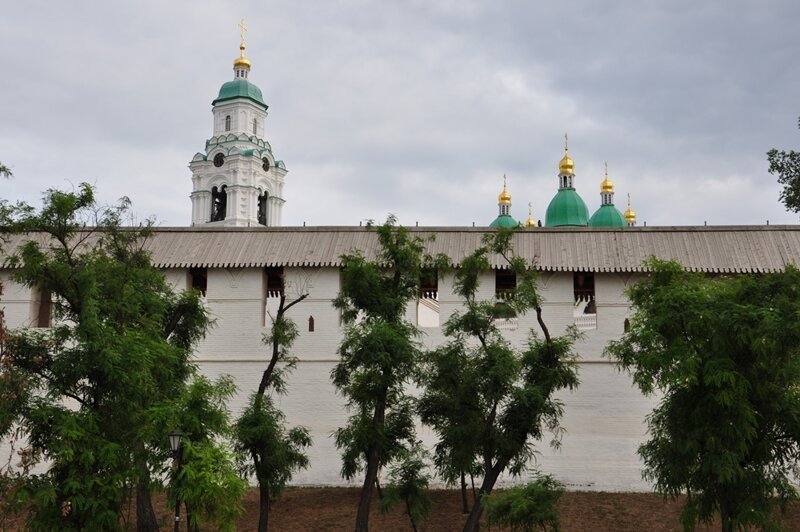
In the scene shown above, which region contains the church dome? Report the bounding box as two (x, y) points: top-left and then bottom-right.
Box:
(600, 173), (614, 193)
(589, 205), (626, 227)
(545, 189), (589, 227)
(213, 79), (268, 109)
(624, 205), (636, 224)
(233, 44), (251, 69)
(489, 214), (520, 228)
(498, 188), (511, 205)
(559, 152), (575, 175)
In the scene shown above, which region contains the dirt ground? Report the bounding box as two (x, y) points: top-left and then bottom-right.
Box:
(4, 487), (800, 531)
(179, 487), (800, 531)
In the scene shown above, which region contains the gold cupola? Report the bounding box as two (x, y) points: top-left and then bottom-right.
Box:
(524, 202), (537, 228)
(600, 162), (614, 193)
(498, 174), (512, 204)
(624, 194), (636, 225)
(234, 44), (251, 70)
(559, 133), (575, 175)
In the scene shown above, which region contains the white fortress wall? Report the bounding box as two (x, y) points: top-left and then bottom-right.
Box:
(0, 265), (657, 491)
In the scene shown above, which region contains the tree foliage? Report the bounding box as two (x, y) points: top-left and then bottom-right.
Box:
(379, 444), (432, 532)
(483, 475), (564, 532)
(332, 216), (447, 532)
(166, 375), (246, 532)
(417, 229), (579, 532)
(768, 116), (800, 214)
(0, 185), (242, 530)
(0, 161), (11, 178)
(605, 258), (800, 532)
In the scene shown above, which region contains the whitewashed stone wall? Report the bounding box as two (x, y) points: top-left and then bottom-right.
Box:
(0, 266), (656, 491)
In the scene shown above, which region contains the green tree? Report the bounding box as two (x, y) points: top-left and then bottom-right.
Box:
(332, 216), (445, 532)
(379, 444), (431, 532)
(165, 375), (247, 532)
(418, 229), (580, 532)
(605, 259), (800, 532)
(0, 185), (239, 530)
(768, 116), (800, 213)
(483, 475), (564, 532)
(234, 290), (312, 532)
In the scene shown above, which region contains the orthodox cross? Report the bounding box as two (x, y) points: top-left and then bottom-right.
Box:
(239, 19), (248, 47)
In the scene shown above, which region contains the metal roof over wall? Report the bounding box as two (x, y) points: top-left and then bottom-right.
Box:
(3, 226), (800, 273)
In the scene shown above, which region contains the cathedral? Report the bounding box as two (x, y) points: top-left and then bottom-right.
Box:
(3, 40), (800, 491)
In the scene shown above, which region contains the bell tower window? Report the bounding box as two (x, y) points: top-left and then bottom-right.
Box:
(225, 115), (231, 132)
(253, 118), (257, 135)
(211, 185), (227, 222)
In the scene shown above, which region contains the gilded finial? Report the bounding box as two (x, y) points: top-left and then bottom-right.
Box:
(624, 193), (636, 224)
(559, 133), (575, 175)
(524, 201), (536, 228)
(233, 19), (252, 72)
(498, 174), (512, 205)
(601, 162), (614, 193)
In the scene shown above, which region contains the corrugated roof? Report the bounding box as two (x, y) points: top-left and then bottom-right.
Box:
(3, 226), (800, 273)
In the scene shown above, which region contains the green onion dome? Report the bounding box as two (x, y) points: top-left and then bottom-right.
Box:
(588, 204), (626, 227)
(544, 189), (589, 227)
(213, 79), (268, 109)
(489, 214), (520, 228)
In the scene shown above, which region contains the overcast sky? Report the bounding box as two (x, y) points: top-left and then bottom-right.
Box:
(1, 1), (799, 227)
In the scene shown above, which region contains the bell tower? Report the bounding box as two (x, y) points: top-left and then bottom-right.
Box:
(189, 21), (288, 227)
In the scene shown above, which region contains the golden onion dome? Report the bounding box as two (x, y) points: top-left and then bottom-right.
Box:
(498, 175), (512, 204)
(601, 162), (614, 193)
(624, 194), (636, 223)
(234, 44), (251, 69)
(559, 151), (575, 175)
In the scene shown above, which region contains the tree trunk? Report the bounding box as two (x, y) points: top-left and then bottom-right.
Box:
(355, 443), (381, 532)
(462, 467), (502, 532)
(460, 471), (469, 513)
(258, 481), (271, 532)
(185, 501), (199, 532)
(135, 473), (158, 531)
(719, 495), (733, 532)
(355, 390), (387, 532)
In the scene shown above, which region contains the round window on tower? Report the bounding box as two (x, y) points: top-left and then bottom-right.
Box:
(262, 157), (270, 172)
(213, 153), (225, 168)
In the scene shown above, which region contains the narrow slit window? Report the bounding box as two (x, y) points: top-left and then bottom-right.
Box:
(308, 316), (315, 332)
(35, 288), (52, 328)
(225, 115), (231, 131)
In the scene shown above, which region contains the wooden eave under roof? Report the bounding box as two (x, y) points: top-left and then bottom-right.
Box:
(3, 225), (800, 273)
